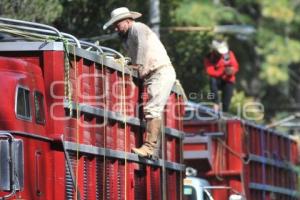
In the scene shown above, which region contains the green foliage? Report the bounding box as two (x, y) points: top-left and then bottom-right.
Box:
(170, 0), (300, 121)
(230, 90), (264, 122)
(54, 0), (150, 49)
(260, 0), (295, 24)
(0, 0), (63, 23)
(259, 64), (288, 85)
(174, 0), (251, 26)
(257, 28), (300, 65)
(174, 1), (216, 26)
(162, 31), (211, 102)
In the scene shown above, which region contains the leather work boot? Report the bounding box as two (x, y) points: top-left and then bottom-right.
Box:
(132, 118), (162, 160)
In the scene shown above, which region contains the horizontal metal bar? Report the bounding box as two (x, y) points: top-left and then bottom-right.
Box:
(63, 141), (185, 171)
(75, 102), (141, 126)
(65, 101), (185, 139)
(249, 123), (295, 141)
(249, 183), (300, 197)
(0, 41), (64, 51)
(200, 186), (231, 190)
(203, 132), (224, 137)
(78, 40), (103, 54)
(248, 154), (297, 172)
(100, 46), (125, 59)
(0, 130), (53, 142)
(164, 127), (185, 139)
(279, 122), (300, 127)
(183, 150), (210, 160)
(66, 45), (135, 75)
(61, 32), (81, 48)
(183, 135), (210, 144)
(0, 17), (62, 37)
(0, 23), (80, 47)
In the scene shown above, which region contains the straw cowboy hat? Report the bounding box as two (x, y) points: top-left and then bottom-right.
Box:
(103, 7), (142, 30)
(212, 40), (229, 54)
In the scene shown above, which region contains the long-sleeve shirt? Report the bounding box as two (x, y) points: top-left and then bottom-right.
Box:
(204, 51), (239, 83)
(123, 22), (172, 78)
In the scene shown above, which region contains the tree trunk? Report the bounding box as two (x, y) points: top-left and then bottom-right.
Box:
(289, 63), (300, 104)
(149, 0), (160, 37)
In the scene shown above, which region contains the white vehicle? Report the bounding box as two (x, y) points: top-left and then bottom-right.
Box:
(183, 168), (244, 200)
(184, 167), (213, 200)
(184, 176), (213, 200)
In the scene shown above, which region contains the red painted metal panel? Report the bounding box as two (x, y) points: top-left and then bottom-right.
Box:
(151, 167), (162, 200)
(166, 137), (172, 162)
(0, 57), (47, 135)
(249, 126), (262, 156)
(95, 117), (105, 147)
(249, 190), (263, 200)
(106, 121), (117, 149)
(165, 93), (177, 129)
(0, 42), (185, 200)
(106, 69), (115, 112)
(94, 64), (106, 108)
(53, 151), (66, 199)
(184, 120), (219, 133)
(279, 136), (286, 161)
(175, 96), (185, 131)
(42, 51), (65, 139)
(88, 158), (96, 200)
(167, 170), (180, 200)
(129, 126), (139, 151)
(272, 135), (279, 159)
(266, 131), (272, 158)
(209, 179), (229, 200)
(291, 140), (298, 164)
(117, 161), (126, 200)
(146, 166), (152, 200)
(95, 157), (104, 200)
(134, 167), (147, 199)
(227, 120), (243, 172)
(81, 60), (93, 104)
(109, 70), (119, 113)
(183, 118), (299, 200)
(81, 114), (93, 145)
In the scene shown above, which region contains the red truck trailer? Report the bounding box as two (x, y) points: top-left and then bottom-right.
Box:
(183, 103), (299, 200)
(0, 18), (185, 200)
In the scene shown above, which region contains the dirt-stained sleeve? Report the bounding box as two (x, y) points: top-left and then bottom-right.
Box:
(132, 23), (148, 65)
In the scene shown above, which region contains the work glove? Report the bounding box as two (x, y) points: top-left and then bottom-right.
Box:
(127, 64), (140, 70)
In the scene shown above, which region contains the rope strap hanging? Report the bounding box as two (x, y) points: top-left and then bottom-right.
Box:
(101, 53), (107, 200)
(116, 57), (128, 200)
(62, 40), (74, 117)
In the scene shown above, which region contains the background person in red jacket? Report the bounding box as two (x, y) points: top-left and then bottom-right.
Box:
(204, 39), (239, 112)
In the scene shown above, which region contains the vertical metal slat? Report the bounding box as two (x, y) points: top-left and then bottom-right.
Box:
(65, 154), (74, 200)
